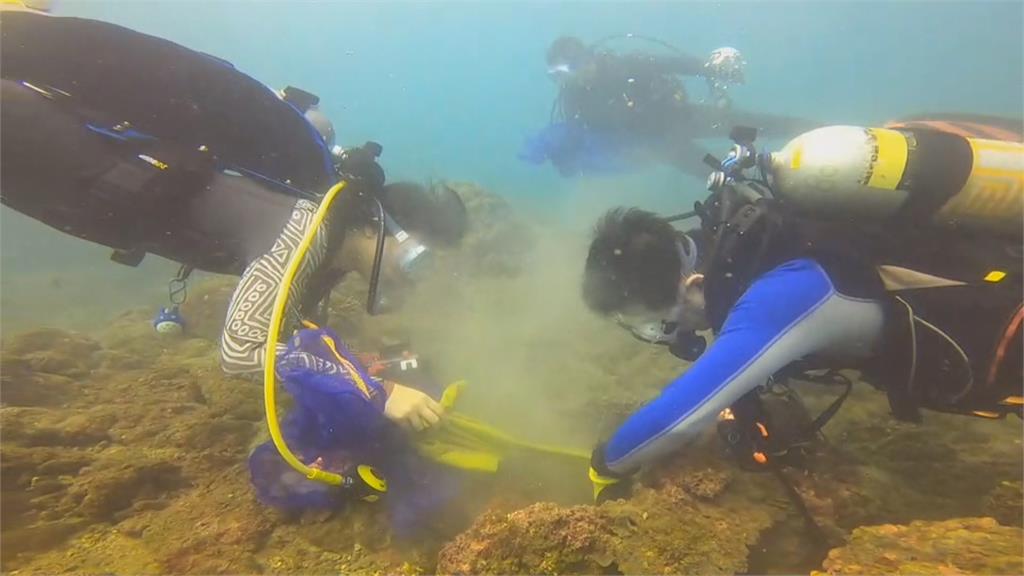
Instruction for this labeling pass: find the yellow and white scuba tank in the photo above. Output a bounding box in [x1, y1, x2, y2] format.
[0, 0, 52, 13]
[768, 125, 1024, 239]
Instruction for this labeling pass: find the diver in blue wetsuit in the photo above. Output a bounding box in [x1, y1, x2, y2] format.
[581, 122, 1023, 501]
[582, 210, 887, 494]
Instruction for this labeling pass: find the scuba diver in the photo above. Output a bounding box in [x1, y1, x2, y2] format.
[0, 6, 592, 527]
[219, 176, 469, 432]
[0, 6, 469, 433]
[581, 116, 1023, 503]
[520, 35, 814, 178]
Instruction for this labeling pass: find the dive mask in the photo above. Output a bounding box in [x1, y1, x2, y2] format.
[614, 309, 706, 362]
[611, 236, 706, 361]
[613, 304, 682, 346]
[547, 62, 575, 81]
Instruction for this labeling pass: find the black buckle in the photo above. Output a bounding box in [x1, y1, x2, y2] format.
[110, 248, 145, 267]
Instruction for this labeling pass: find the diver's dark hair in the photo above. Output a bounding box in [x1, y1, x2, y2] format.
[583, 208, 682, 314]
[547, 36, 590, 67]
[378, 182, 468, 248]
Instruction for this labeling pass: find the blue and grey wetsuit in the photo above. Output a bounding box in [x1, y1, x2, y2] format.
[603, 258, 886, 474]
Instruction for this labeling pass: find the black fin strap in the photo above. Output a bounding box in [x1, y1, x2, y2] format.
[805, 371, 854, 434]
[769, 464, 832, 560]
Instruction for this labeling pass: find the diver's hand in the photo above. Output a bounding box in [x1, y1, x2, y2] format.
[384, 383, 445, 432]
[589, 443, 634, 503]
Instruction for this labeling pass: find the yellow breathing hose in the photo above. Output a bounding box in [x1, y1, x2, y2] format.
[436, 382, 589, 460]
[262, 180, 589, 487]
[263, 180, 349, 486]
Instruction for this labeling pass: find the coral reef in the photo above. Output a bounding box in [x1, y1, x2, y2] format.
[651, 459, 733, 502]
[437, 484, 773, 575]
[795, 382, 1024, 531]
[5, 526, 163, 575]
[0, 318, 265, 572]
[819, 517, 1024, 575]
[2, 182, 1022, 575]
[984, 480, 1023, 528]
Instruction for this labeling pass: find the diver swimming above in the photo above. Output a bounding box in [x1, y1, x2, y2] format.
[580, 118, 1023, 502]
[0, 6, 469, 435]
[520, 35, 815, 178]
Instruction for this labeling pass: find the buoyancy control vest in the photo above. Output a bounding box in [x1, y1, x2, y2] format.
[1, 11, 335, 192]
[0, 12, 337, 274]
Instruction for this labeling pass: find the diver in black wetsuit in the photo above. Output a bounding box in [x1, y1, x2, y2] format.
[0, 7, 468, 432]
[527, 36, 815, 178]
[548, 36, 722, 137]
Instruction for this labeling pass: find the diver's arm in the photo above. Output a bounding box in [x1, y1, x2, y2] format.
[646, 53, 707, 77]
[617, 52, 706, 77]
[219, 282, 285, 376]
[602, 259, 885, 474]
[220, 198, 331, 375]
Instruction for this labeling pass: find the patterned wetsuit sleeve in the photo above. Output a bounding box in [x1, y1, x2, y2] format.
[603, 259, 885, 474]
[220, 199, 331, 375]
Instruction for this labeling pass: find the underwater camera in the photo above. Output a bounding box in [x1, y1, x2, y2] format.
[704, 125, 771, 193]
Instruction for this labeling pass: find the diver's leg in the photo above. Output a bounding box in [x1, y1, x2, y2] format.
[0, 79, 125, 245]
[1, 79, 297, 274]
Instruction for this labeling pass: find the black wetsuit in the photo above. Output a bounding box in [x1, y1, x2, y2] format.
[558, 52, 703, 136]
[551, 48, 818, 177]
[0, 11, 335, 276]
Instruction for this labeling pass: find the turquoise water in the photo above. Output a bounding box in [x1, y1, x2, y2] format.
[1, 0, 1021, 386]
[54, 0, 1024, 206]
[6, 0, 1021, 330]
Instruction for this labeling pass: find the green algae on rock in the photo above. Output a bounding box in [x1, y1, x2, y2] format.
[984, 480, 1023, 528]
[437, 486, 771, 575]
[0, 319, 258, 571]
[4, 179, 1023, 575]
[5, 525, 163, 575]
[820, 517, 1024, 575]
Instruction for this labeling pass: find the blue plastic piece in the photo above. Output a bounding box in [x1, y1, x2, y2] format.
[519, 121, 633, 177]
[87, 123, 158, 143]
[153, 305, 185, 334]
[248, 326, 463, 536]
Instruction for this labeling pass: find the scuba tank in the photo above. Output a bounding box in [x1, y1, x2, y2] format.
[766, 125, 1023, 239]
